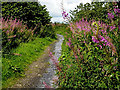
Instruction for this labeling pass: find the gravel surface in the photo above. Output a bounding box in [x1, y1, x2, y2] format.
[36, 34, 64, 88]
[11, 34, 64, 88]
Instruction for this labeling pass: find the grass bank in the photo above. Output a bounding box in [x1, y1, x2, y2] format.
[2, 37, 56, 88]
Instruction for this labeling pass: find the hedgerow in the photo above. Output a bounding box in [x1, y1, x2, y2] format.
[49, 2, 120, 89]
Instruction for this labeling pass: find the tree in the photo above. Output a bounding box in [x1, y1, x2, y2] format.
[70, 2, 111, 22]
[2, 2, 51, 29]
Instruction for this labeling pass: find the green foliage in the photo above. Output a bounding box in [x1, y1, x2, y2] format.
[1, 18, 35, 54]
[70, 2, 119, 23]
[55, 4, 120, 87]
[2, 2, 51, 29]
[1, 2, 57, 53]
[57, 23, 119, 88]
[54, 24, 68, 36]
[2, 37, 55, 88]
[38, 24, 56, 39]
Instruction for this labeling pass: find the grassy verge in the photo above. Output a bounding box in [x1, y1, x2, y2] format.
[2, 37, 56, 88]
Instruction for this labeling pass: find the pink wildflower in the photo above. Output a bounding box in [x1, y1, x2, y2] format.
[92, 36, 99, 43]
[69, 38, 71, 42]
[62, 11, 69, 19]
[70, 26, 75, 33]
[43, 81, 51, 88]
[6, 30, 9, 34]
[8, 39, 11, 41]
[77, 49, 80, 53]
[108, 12, 114, 19]
[75, 55, 78, 59]
[72, 35, 74, 38]
[110, 25, 116, 31]
[106, 42, 111, 47]
[99, 36, 107, 43]
[103, 43, 106, 46]
[97, 45, 102, 49]
[67, 42, 71, 47]
[101, 30, 107, 34]
[114, 8, 120, 13]
[65, 32, 68, 34]
[82, 18, 84, 21]
[49, 52, 53, 57]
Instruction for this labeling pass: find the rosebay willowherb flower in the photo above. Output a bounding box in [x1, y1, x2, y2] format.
[48, 48, 61, 72]
[114, 8, 120, 13]
[2, 17, 36, 53]
[43, 81, 51, 88]
[108, 12, 114, 19]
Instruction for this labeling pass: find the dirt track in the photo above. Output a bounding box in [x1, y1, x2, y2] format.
[11, 40, 57, 88]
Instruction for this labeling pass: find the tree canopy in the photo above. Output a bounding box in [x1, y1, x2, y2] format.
[2, 2, 52, 29]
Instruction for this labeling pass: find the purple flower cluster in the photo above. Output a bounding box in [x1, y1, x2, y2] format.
[1, 17, 36, 50]
[92, 36, 99, 43]
[62, 11, 68, 18]
[99, 36, 107, 42]
[62, 11, 70, 20]
[114, 8, 120, 13]
[108, 12, 114, 19]
[110, 25, 116, 31]
[69, 19, 92, 36]
[92, 35, 112, 49]
[72, 20, 109, 37]
[67, 38, 72, 48]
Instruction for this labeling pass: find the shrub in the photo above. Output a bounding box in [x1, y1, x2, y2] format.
[70, 2, 119, 23]
[41, 24, 56, 38]
[1, 17, 35, 54]
[57, 19, 119, 88]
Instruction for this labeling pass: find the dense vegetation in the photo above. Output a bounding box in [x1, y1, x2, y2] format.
[1, 2, 56, 54]
[1, 1, 120, 89]
[49, 2, 120, 89]
[1, 1, 56, 88]
[2, 37, 56, 88]
[70, 2, 120, 23]
[2, 2, 51, 29]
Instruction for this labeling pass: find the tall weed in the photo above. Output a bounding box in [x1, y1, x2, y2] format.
[1, 17, 35, 54]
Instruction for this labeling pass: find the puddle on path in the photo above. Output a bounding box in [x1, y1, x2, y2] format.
[36, 34, 64, 88]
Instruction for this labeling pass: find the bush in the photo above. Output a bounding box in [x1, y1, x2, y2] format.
[70, 2, 119, 23]
[1, 17, 35, 54]
[57, 19, 119, 88]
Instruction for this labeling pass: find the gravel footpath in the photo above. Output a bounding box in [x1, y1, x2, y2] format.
[11, 34, 64, 88]
[36, 34, 64, 88]
[11, 40, 57, 88]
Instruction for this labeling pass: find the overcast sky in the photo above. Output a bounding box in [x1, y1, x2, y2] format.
[38, 0, 92, 23]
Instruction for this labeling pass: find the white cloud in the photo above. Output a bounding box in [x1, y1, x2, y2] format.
[39, 0, 62, 17]
[63, 0, 92, 12]
[51, 17, 64, 23]
[38, 0, 92, 23]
